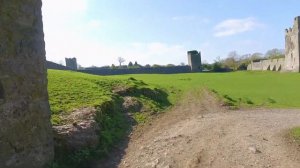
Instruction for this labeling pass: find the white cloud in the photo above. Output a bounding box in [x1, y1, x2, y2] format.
[214, 17, 262, 37]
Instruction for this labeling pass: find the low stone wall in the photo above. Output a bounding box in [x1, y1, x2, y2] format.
[46, 61, 72, 70]
[79, 66, 191, 75]
[247, 58, 285, 71]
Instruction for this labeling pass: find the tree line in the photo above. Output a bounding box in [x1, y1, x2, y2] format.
[203, 48, 285, 72]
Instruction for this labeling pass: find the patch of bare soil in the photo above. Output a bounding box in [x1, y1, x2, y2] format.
[96, 90, 300, 168]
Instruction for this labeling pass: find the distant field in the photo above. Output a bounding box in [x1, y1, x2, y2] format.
[108, 71, 300, 108]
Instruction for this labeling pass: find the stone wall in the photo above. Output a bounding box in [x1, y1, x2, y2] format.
[248, 16, 300, 72]
[285, 16, 300, 72]
[247, 58, 285, 71]
[0, 0, 53, 167]
[47, 61, 72, 70]
[187, 50, 202, 72]
[65, 57, 77, 70]
[80, 66, 191, 75]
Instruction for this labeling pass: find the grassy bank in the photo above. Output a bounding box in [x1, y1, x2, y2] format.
[48, 70, 172, 167]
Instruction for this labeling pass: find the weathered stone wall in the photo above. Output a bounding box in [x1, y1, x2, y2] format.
[247, 61, 262, 71]
[47, 61, 72, 70]
[247, 58, 285, 71]
[0, 0, 53, 167]
[285, 16, 300, 72]
[80, 66, 191, 75]
[248, 16, 300, 72]
[65, 57, 78, 70]
[187, 50, 202, 72]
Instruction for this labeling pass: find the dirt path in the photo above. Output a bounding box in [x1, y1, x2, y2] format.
[97, 90, 300, 168]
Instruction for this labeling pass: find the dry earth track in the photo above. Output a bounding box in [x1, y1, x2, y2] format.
[97, 90, 300, 168]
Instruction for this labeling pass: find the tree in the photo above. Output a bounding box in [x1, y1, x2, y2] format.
[118, 57, 125, 66]
[152, 64, 161, 68]
[265, 48, 285, 59]
[128, 61, 133, 67]
[222, 51, 239, 70]
[77, 64, 84, 70]
[250, 52, 264, 61]
[111, 64, 117, 69]
[166, 64, 175, 67]
[134, 61, 138, 66]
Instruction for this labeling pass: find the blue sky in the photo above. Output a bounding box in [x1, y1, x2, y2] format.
[42, 0, 300, 67]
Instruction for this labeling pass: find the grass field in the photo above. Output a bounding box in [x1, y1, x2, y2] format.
[108, 71, 300, 108]
[48, 70, 300, 167]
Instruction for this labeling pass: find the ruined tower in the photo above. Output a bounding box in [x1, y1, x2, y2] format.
[0, 0, 54, 167]
[187, 50, 202, 72]
[65, 57, 78, 70]
[285, 16, 300, 72]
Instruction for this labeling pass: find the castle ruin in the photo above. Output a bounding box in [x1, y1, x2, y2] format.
[65, 57, 78, 70]
[247, 16, 300, 72]
[187, 50, 202, 72]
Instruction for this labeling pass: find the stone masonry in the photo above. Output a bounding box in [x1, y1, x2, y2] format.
[0, 0, 54, 167]
[285, 16, 300, 72]
[65, 57, 78, 70]
[247, 16, 300, 72]
[187, 50, 202, 72]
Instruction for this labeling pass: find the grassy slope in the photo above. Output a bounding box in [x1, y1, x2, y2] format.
[108, 71, 300, 108]
[48, 70, 173, 167]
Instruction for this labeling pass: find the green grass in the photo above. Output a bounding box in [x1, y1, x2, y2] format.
[291, 127, 300, 143]
[108, 71, 300, 108]
[48, 70, 172, 168]
[48, 70, 300, 167]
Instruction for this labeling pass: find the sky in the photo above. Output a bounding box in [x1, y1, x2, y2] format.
[42, 0, 300, 67]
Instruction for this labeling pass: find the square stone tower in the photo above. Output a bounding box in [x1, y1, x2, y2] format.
[187, 50, 202, 72]
[65, 57, 78, 70]
[285, 16, 300, 72]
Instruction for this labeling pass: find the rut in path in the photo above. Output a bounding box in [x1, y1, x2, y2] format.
[96, 90, 300, 168]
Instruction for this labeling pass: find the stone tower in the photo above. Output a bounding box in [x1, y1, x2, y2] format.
[0, 0, 54, 167]
[285, 16, 300, 72]
[187, 50, 202, 72]
[65, 57, 78, 70]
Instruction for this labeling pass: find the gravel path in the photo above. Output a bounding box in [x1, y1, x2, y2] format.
[97, 90, 300, 168]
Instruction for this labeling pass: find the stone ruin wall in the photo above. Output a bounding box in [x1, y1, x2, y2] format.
[65, 57, 78, 70]
[187, 50, 202, 72]
[247, 58, 285, 71]
[248, 16, 300, 72]
[0, 0, 53, 167]
[285, 16, 300, 72]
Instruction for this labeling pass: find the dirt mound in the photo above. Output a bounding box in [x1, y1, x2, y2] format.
[53, 107, 100, 151]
